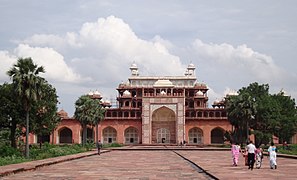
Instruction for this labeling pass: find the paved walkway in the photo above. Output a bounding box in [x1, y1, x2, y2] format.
[1, 147, 297, 179]
[177, 150, 297, 179]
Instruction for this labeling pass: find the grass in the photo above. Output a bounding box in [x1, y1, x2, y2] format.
[0, 142, 123, 166]
[277, 144, 297, 155]
[0, 143, 92, 166]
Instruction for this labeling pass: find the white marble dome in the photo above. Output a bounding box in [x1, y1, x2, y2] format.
[153, 79, 174, 87]
[123, 90, 131, 96]
[94, 90, 101, 96]
[196, 90, 203, 96]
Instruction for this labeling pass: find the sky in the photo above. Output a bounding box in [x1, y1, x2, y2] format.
[1, 0, 296, 116]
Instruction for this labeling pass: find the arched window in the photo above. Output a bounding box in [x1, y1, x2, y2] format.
[137, 112, 141, 117]
[137, 102, 142, 107]
[197, 101, 201, 107]
[188, 128, 203, 144]
[103, 127, 117, 144]
[204, 112, 208, 117]
[189, 100, 194, 108]
[157, 128, 170, 143]
[125, 101, 129, 107]
[215, 112, 221, 117]
[124, 127, 138, 144]
[209, 112, 214, 117]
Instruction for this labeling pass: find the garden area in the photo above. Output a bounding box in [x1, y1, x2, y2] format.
[0, 142, 122, 166]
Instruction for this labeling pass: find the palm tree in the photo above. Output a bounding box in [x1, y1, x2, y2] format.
[91, 102, 105, 144]
[7, 57, 45, 158]
[74, 95, 95, 146]
[226, 92, 257, 144]
[75, 95, 106, 146]
[226, 94, 245, 144]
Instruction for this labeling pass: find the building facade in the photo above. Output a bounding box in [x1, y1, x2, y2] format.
[31, 63, 233, 145]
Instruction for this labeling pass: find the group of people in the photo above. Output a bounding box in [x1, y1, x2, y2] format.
[231, 140, 278, 170]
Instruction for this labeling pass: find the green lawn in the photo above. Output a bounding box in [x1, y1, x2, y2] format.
[0, 142, 123, 166]
[0, 143, 91, 166]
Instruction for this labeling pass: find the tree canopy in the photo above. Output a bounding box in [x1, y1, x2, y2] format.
[226, 82, 297, 146]
[2, 57, 60, 158]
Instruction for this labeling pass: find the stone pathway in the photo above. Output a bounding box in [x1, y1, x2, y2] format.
[177, 150, 297, 180]
[1, 151, 207, 180]
[1, 148, 297, 179]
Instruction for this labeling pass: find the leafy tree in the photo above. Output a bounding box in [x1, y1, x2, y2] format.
[30, 80, 61, 143]
[272, 92, 297, 143]
[0, 81, 60, 149]
[226, 82, 297, 146]
[7, 57, 45, 158]
[0, 83, 25, 148]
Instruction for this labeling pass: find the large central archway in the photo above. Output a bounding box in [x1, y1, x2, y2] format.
[152, 106, 176, 144]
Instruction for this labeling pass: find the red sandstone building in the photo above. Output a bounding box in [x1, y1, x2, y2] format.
[32, 63, 233, 146]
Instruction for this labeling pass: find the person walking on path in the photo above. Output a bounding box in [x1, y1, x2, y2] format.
[246, 140, 256, 170]
[268, 142, 277, 169]
[97, 140, 103, 155]
[255, 145, 263, 169]
[231, 142, 241, 166]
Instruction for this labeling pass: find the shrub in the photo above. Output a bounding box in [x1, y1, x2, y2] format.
[0, 145, 22, 157]
[0, 155, 27, 166]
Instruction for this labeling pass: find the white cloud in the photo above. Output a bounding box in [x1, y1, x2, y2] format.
[2, 15, 296, 115]
[0, 51, 17, 82]
[191, 39, 288, 84]
[22, 34, 65, 48]
[1, 16, 189, 114]
[14, 44, 89, 83]
[19, 16, 186, 84]
[73, 16, 185, 76]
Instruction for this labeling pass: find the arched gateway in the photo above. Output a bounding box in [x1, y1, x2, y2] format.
[152, 107, 176, 144]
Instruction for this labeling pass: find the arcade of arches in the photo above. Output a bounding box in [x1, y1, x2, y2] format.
[37, 114, 228, 145]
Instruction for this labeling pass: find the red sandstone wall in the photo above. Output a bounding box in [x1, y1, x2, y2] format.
[185, 118, 232, 145]
[99, 119, 142, 144]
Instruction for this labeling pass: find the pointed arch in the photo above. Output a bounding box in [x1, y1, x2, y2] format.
[152, 106, 176, 144]
[211, 127, 225, 144]
[103, 127, 117, 144]
[188, 127, 203, 144]
[59, 127, 73, 144]
[124, 126, 139, 144]
[157, 128, 170, 143]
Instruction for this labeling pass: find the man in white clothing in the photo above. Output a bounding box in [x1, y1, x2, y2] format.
[246, 140, 256, 170]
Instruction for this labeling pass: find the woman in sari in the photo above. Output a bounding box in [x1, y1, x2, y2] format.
[231, 142, 241, 166]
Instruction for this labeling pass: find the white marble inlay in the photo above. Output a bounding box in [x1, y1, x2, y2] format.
[151, 104, 176, 113]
